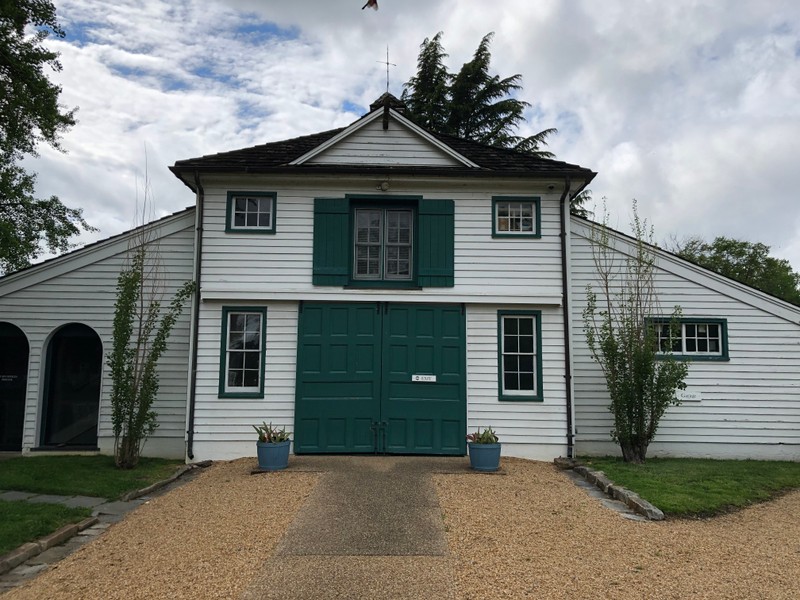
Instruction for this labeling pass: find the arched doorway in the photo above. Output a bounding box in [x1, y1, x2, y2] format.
[41, 324, 102, 448]
[0, 323, 29, 451]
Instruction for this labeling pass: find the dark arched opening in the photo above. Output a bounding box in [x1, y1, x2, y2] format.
[0, 323, 29, 451]
[41, 323, 102, 448]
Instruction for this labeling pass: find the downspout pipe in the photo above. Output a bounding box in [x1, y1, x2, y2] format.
[559, 177, 575, 459]
[186, 171, 204, 460]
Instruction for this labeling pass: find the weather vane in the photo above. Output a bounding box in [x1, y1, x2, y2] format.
[376, 46, 396, 93]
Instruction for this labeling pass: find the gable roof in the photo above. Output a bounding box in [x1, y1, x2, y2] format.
[170, 95, 596, 188]
[0, 207, 195, 291]
[570, 215, 800, 324]
[289, 107, 479, 168]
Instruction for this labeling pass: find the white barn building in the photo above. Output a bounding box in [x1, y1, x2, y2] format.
[1, 95, 798, 462]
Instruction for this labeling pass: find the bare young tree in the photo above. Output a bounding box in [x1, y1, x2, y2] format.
[107, 163, 194, 468]
[582, 200, 688, 463]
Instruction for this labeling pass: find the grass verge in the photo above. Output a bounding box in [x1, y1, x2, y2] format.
[0, 500, 91, 555]
[0, 455, 183, 500]
[580, 457, 800, 517]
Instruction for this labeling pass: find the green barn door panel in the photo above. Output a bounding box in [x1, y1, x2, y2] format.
[381, 304, 466, 455]
[294, 303, 381, 453]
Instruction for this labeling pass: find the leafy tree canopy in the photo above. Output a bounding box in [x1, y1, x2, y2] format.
[0, 0, 93, 274]
[674, 236, 800, 306]
[402, 32, 591, 217]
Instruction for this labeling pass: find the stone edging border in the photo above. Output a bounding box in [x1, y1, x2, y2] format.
[0, 460, 212, 576]
[554, 458, 665, 521]
[0, 516, 98, 576]
[119, 460, 210, 501]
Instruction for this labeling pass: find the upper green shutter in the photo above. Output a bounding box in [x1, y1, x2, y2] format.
[418, 199, 454, 287]
[313, 198, 349, 286]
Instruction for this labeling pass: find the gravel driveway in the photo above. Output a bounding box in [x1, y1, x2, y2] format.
[4, 457, 799, 599]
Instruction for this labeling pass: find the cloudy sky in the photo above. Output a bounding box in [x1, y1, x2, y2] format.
[29, 0, 800, 269]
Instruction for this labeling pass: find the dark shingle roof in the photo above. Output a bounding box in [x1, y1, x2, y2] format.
[170, 103, 595, 185]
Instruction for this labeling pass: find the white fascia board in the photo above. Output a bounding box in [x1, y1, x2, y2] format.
[289, 109, 480, 169]
[200, 289, 563, 306]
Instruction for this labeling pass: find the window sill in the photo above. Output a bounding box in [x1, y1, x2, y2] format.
[345, 282, 421, 290]
[656, 355, 730, 362]
[218, 391, 265, 399]
[498, 395, 544, 402]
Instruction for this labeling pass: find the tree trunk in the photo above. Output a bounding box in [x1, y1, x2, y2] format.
[115, 435, 140, 469]
[619, 440, 648, 464]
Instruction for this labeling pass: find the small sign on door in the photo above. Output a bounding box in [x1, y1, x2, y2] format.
[412, 374, 437, 383]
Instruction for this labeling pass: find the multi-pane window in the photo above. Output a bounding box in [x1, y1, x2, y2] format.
[354, 208, 413, 280]
[221, 309, 266, 396]
[655, 319, 728, 359]
[227, 192, 276, 233]
[492, 197, 540, 237]
[498, 312, 542, 400]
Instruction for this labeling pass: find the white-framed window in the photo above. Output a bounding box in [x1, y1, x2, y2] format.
[654, 318, 728, 361]
[353, 207, 413, 280]
[226, 192, 276, 233]
[492, 197, 540, 237]
[498, 311, 543, 401]
[219, 307, 266, 397]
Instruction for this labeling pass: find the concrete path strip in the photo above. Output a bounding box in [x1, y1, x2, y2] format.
[242, 456, 461, 600]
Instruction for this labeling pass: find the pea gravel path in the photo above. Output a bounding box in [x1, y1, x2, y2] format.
[4, 456, 800, 599]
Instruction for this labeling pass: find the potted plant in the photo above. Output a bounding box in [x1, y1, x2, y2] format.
[466, 427, 501, 472]
[253, 422, 292, 471]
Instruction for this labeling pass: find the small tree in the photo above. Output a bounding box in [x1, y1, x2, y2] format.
[582, 200, 688, 463]
[107, 174, 194, 468]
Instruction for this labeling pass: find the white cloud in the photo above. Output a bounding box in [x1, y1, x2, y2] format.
[22, 0, 800, 273]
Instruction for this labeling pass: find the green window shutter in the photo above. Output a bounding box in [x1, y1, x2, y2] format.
[313, 198, 349, 286]
[418, 199, 454, 287]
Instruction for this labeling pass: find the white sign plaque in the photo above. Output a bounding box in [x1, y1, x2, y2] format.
[412, 374, 437, 383]
[676, 390, 702, 402]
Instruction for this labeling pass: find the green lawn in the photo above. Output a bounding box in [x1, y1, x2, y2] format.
[0, 500, 91, 555]
[580, 456, 800, 517]
[0, 455, 183, 500]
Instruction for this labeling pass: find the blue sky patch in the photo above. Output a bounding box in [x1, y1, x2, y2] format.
[232, 20, 299, 43]
[342, 100, 364, 114]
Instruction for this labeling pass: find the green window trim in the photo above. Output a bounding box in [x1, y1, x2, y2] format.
[225, 191, 277, 234]
[497, 310, 544, 402]
[218, 306, 268, 398]
[350, 201, 418, 286]
[651, 317, 730, 362]
[312, 196, 454, 288]
[492, 196, 541, 238]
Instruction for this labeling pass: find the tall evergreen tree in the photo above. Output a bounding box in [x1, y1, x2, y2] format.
[0, 0, 93, 274]
[401, 32, 450, 132]
[402, 32, 556, 157]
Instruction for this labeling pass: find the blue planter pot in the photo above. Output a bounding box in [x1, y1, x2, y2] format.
[256, 440, 291, 471]
[468, 442, 501, 472]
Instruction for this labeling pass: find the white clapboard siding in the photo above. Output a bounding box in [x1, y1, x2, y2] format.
[0, 211, 196, 459]
[306, 117, 462, 167]
[569, 218, 800, 460]
[466, 304, 568, 460]
[199, 177, 565, 304]
[191, 301, 299, 461]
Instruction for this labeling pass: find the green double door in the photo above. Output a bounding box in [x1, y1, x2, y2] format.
[294, 302, 466, 455]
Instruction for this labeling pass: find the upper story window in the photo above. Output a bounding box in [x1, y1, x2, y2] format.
[226, 191, 277, 234]
[654, 318, 729, 361]
[492, 196, 541, 238]
[353, 207, 414, 281]
[312, 196, 454, 289]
